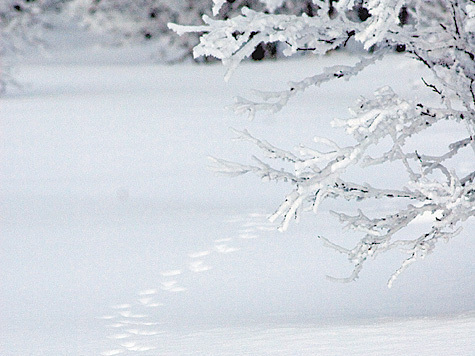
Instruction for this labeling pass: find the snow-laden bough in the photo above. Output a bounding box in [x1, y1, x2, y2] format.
[172, 0, 475, 287]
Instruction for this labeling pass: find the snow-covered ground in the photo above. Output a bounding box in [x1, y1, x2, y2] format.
[1, 27, 474, 355]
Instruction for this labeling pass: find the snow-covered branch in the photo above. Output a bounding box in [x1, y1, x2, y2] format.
[171, 6, 360, 80]
[174, 0, 475, 286]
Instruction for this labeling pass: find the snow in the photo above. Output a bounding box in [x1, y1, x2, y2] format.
[98, 313, 475, 356]
[1, 26, 474, 355]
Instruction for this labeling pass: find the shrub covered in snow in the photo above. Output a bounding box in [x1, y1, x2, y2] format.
[0, 0, 64, 91]
[171, 0, 475, 286]
[1, 1, 44, 90]
[0, 0, 60, 51]
[67, 0, 324, 62]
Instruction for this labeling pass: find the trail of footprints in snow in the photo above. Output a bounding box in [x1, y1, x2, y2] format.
[100, 211, 275, 355]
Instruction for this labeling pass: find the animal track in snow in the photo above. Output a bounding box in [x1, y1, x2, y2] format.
[137, 289, 158, 296]
[111, 304, 132, 310]
[189, 260, 212, 272]
[160, 269, 182, 277]
[214, 244, 240, 254]
[101, 349, 125, 355]
[100, 211, 277, 355]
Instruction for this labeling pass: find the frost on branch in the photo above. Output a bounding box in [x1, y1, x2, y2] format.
[174, 0, 475, 286]
[67, 0, 322, 63]
[170, 5, 359, 81]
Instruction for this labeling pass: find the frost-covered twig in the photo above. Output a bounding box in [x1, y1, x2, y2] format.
[174, 0, 475, 286]
[233, 52, 386, 119]
[170, 6, 362, 80]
